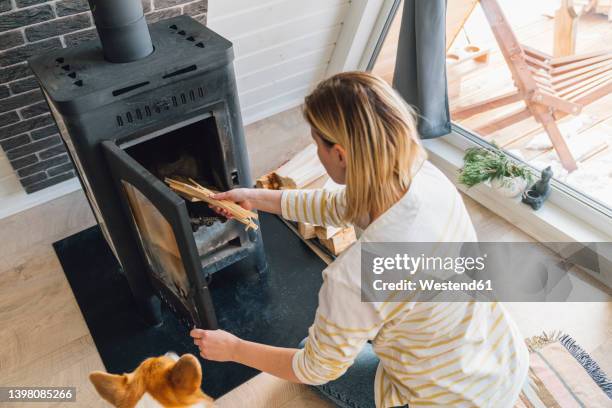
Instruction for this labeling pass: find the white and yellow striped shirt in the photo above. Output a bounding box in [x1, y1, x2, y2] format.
[282, 161, 529, 408]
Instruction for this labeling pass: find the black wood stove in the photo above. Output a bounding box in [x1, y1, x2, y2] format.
[28, 0, 267, 329]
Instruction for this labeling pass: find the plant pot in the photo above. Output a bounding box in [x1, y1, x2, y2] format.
[524, 190, 541, 200]
[490, 176, 528, 198]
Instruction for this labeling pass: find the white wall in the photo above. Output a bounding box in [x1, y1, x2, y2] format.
[0, 146, 80, 218]
[0, 150, 22, 198]
[207, 0, 351, 124]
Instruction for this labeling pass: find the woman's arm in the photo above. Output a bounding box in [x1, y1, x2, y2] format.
[190, 270, 383, 386]
[212, 187, 349, 228]
[211, 188, 282, 215]
[281, 188, 349, 228]
[190, 329, 300, 383]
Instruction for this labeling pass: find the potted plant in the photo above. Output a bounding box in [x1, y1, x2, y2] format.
[458, 146, 533, 198]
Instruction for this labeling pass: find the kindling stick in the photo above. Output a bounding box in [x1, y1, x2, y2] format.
[165, 177, 258, 231]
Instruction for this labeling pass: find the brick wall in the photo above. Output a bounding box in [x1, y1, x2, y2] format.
[0, 0, 207, 193]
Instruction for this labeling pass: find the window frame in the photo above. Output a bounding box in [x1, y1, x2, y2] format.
[358, 0, 612, 238]
[358, 0, 612, 287]
[448, 124, 612, 231]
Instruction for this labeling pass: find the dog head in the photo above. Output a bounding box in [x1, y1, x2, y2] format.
[89, 353, 213, 408]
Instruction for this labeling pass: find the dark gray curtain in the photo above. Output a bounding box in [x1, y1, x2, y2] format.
[393, 0, 450, 139]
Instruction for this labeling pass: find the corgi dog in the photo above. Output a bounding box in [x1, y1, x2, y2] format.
[90, 353, 214, 408]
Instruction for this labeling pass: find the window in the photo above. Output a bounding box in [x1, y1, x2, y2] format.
[370, 0, 612, 220]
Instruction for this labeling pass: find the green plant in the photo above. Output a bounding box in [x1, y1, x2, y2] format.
[458, 146, 533, 188]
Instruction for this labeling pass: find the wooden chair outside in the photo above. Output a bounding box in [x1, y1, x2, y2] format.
[452, 0, 612, 171]
[553, 0, 597, 57]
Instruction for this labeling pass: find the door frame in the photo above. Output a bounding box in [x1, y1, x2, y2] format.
[326, 0, 400, 76]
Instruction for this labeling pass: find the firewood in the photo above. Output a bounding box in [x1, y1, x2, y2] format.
[256, 144, 331, 191]
[319, 227, 357, 256]
[256, 173, 279, 190]
[303, 174, 328, 189]
[297, 222, 316, 240]
[315, 225, 342, 240]
[165, 178, 258, 231]
[257, 171, 328, 191]
[274, 144, 326, 189]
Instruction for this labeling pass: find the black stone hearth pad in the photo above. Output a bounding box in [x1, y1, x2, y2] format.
[53, 213, 325, 398]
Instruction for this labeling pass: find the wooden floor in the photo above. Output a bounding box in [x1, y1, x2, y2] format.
[0, 108, 611, 407]
[373, 0, 612, 209]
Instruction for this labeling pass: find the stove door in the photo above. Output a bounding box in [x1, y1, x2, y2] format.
[101, 140, 217, 329]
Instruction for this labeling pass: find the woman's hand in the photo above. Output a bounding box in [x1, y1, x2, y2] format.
[210, 188, 254, 219]
[189, 328, 300, 382]
[190, 328, 241, 362]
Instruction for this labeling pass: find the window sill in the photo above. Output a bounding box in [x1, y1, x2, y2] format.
[423, 133, 612, 286]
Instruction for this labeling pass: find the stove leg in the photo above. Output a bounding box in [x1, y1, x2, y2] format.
[248, 226, 268, 274]
[120, 261, 163, 327]
[253, 238, 268, 274]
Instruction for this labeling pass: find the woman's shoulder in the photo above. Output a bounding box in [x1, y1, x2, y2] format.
[413, 160, 456, 190]
[407, 161, 465, 210]
[366, 160, 476, 242]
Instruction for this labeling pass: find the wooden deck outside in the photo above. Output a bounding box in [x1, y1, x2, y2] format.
[372, 0, 612, 209]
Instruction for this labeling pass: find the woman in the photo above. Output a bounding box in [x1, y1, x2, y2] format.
[190, 72, 529, 407]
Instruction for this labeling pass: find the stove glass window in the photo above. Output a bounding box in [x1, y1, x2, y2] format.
[122, 180, 190, 300]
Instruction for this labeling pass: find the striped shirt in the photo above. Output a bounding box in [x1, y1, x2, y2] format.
[281, 161, 529, 408]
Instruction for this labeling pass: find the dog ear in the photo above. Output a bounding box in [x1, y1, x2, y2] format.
[169, 354, 202, 395]
[89, 371, 129, 407]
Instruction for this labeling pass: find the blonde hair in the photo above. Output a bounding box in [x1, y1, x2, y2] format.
[303, 71, 426, 224]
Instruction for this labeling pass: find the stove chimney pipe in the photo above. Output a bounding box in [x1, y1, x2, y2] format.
[87, 0, 154, 63]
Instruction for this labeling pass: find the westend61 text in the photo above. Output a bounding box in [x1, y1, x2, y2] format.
[372, 279, 493, 292]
